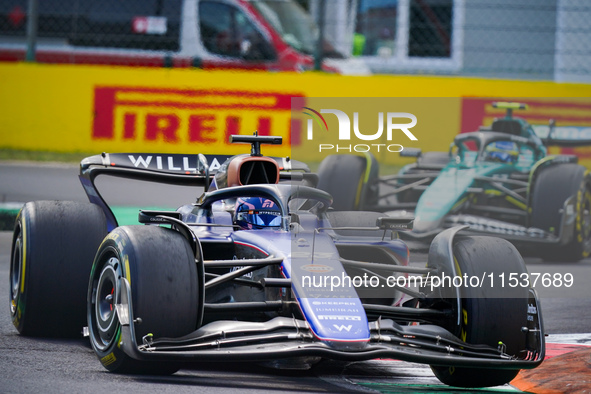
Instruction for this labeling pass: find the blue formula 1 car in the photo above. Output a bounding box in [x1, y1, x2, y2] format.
[319, 102, 591, 262]
[10, 134, 543, 388]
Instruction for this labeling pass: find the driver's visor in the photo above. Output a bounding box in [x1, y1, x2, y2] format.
[236, 210, 281, 227]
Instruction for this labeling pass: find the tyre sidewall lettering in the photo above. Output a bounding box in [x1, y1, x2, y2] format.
[460, 308, 468, 342]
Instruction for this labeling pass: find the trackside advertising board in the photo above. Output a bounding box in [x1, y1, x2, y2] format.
[1, 63, 591, 165]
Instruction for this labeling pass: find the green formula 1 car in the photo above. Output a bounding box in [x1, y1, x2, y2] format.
[317, 102, 591, 261]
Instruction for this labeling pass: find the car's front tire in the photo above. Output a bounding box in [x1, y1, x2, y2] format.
[530, 163, 591, 262]
[429, 236, 530, 388]
[87, 225, 199, 374]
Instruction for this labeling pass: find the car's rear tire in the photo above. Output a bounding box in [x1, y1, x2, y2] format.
[530, 163, 591, 262]
[429, 236, 529, 388]
[87, 225, 198, 374]
[10, 201, 107, 337]
[316, 154, 379, 210]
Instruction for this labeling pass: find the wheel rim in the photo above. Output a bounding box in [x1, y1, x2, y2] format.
[90, 256, 121, 351]
[10, 226, 23, 316]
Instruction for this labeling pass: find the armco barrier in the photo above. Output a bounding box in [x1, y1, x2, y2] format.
[1, 63, 591, 166]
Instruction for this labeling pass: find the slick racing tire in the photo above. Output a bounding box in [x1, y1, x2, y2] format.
[10, 201, 107, 337]
[87, 225, 198, 375]
[317, 153, 379, 211]
[429, 236, 530, 388]
[530, 163, 591, 262]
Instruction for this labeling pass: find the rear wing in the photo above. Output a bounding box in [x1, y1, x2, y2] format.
[532, 125, 591, 147]
[80, 152, 303, 176]
[79, 152, 309, 231]
[80, 152, 308, 184]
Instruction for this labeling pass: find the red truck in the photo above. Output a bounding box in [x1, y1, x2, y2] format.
[0, 0, 368, 74]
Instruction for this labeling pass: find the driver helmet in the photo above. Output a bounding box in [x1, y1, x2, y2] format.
[484, 141, 519, 163]
[234, 197, 281, 229]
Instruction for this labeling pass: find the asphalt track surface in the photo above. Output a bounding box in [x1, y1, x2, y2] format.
[1, 161, 590, 393]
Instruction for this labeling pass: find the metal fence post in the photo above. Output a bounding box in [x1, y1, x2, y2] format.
[25, 0, 39, 62]
[314, 0, 326, 71]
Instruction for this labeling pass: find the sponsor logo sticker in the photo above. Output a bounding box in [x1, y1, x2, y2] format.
[300, 264, 333, 273]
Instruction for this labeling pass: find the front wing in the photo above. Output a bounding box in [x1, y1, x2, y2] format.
[113, 277, 544, 370]
[397, 209, 576, 249]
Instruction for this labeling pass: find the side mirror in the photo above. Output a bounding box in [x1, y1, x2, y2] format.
[376, 217, 414, 231]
